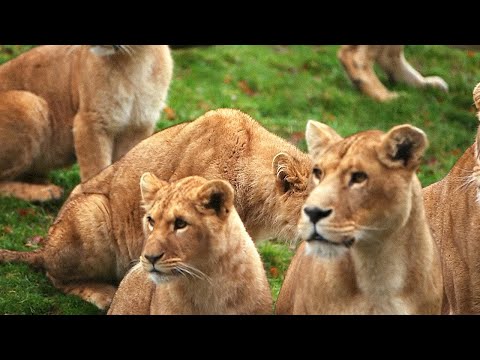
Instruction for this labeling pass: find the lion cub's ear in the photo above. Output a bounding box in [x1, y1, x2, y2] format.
[196, 180, 234, 219]
[273, 152, 309, 194]
[140, 172, 168, 207]
[305, 120, 343, 159]
[377, 125, 428, 170]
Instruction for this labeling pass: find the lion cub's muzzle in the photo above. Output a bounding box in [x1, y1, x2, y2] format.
[140, 253, 180, 279]
[303, 206, 355, 248]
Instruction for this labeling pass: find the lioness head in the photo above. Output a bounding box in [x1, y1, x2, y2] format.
[89, 45, 136, 57]
[300, 120, 428, 258]
[138, 173, 235, 284]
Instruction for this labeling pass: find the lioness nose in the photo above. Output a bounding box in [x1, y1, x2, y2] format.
[145, 253, 165, 265]
[304, 207, 332, 223]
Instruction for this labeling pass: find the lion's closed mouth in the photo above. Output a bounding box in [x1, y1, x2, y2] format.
[308, 232, 355, 248]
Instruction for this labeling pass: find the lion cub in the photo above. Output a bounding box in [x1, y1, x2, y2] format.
[0, 45, 172, 201]
[108, 173, 273, 315]
[276, 121, 443, 314]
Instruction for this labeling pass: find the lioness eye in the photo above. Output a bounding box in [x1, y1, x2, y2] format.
[313, 167, 322, 180]
[350, 171, 368, 185]
[174, 218, 187, 230]
[146, 215, 155, 230]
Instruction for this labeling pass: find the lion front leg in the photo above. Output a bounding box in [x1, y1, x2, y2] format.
[113, 125, 155, 163]
[377, 45, 448, 92]
[338, 45, 399, 102]
[48, 275, 118, 311]
[73, 112, 114, 181]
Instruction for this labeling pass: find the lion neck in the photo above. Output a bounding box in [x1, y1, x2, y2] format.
[350, 177, 432, 309]
[157, 212, 259, 314]
[236, 152, 310, 243]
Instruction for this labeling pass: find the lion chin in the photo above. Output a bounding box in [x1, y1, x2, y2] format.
[305, 238, 349, 259]
[148, 271, 177, 285]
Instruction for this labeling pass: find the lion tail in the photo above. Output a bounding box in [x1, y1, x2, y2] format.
[0, 248, 44, 269]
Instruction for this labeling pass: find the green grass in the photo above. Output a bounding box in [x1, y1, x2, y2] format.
[1, 45, 480, 314]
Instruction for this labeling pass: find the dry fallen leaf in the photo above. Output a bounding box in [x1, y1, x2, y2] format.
[450, 148, 462, 157]
[25, 235, 45, 248]
[2, 226, 13, 234]
[163, 106, 176, 121]
[269, 267, 279, 278]
[197, 101, 211, 112]
[238, 80, 256, 96]
[17, 208, 36, 217]
[467, 50, 476, 58]
[288, 132, 305, 146]
[427, 157, 438, 166]
[223, 75, 233, 84]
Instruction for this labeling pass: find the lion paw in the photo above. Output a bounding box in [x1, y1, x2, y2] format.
[38, 185, 64, 202]
[424, 76, 449, 92]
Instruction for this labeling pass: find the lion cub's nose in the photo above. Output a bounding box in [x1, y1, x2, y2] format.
[145, 253, 165, 265]
[304, 207, 332, 224]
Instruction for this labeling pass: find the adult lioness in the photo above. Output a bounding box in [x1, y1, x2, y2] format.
[0, 45, 173, 201]
[275, 121, 442, 314]
[423, 83, 480, 314]
[0, 109, 312, 310]
[108, 174, 272, 315]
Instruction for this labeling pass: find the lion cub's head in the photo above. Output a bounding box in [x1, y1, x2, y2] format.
[139, 173, 235, 284]
[300, 121, 428, 258]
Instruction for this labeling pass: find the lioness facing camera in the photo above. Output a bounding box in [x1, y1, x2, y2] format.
[0, 45, 173, 201]
[276, 121, 442, 314]
[0, 109, 312, 310]
[108, 174, 273, 315]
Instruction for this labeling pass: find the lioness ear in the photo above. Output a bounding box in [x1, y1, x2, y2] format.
[305, 120, 343, 159]
[196, 180, 234, 218]
[140, 172, 168, 206]
[273, 152, 309, 194]
[377, 125, 428, 169]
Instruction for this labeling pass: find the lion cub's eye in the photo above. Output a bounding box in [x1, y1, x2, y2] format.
[350, 171, 368, 186]
[146, 215, 155, 231]
[174, 218, 187, 230]
[313, 167, 323, 180]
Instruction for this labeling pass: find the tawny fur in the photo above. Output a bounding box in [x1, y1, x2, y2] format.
[276, 121, 442, 314]
[0, 45, 173, 201]
[423, 83, 480, 314]
[0, 109, 312, 310]
[108, 175, 272, 315]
